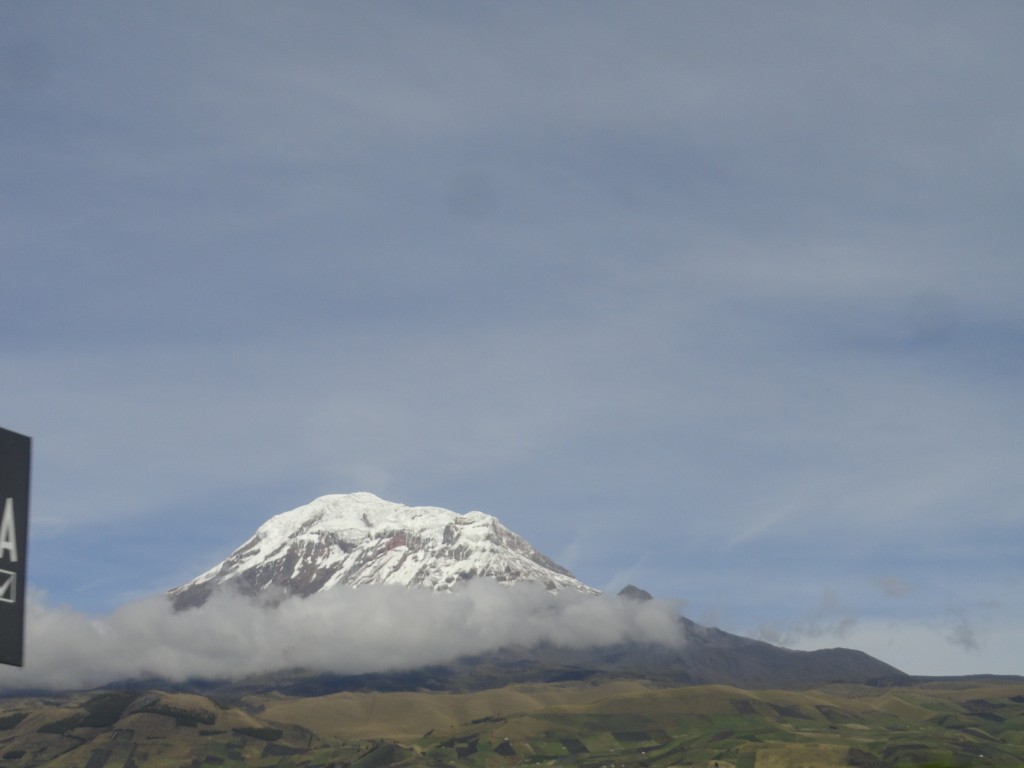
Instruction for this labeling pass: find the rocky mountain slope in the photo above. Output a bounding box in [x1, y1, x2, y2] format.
[222, 619, 908, 697]
[170, 492, 594, 609]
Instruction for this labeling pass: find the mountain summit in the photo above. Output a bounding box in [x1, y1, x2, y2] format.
[170, 492, 594, 609]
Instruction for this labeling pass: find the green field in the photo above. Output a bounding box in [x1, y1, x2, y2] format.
[1, 679, 1022, 767]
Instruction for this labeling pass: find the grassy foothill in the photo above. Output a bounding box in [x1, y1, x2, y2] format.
[0, 679, 1021, 767]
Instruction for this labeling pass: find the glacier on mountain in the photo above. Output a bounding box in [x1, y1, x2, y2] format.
[170, 492, 596, 609]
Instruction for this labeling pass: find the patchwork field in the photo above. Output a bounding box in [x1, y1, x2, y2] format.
[0, 679, 1022, 767]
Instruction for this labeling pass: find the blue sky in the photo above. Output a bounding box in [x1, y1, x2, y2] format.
[2, 2, 1023, 677]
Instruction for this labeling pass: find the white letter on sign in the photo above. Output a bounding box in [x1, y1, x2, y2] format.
[0, 498, 16, 563]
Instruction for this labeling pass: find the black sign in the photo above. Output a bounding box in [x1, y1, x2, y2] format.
[0, 427, 30, 667]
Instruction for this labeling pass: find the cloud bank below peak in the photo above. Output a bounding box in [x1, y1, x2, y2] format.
[0, 582, 684, 691]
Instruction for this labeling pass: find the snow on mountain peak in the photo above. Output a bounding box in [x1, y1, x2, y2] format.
[169, 493, 596, 609]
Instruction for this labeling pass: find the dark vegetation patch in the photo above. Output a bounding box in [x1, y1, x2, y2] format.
[964, 699, 1005, 712]
[349, 742, 411, 768]
[37, 715, 85, 734]
[81, 693, 139, 727]
[881, 743, 940, 762]
[231, 726, 283, 741]
[40, 692, 141, 733]
[613, 731, 653, 743]
[846, 746, 888, 767]
[818, 705, 861, 724]
[0, 713, 27, 731]
[560, 737, 589, 754]
[272, 669, 452, 697]
[494, 740, 516, 756]
[261, 742, 308, 757]
[731, 700, 757, 715]
[132, 700, 216, 728]
[769, 704, 809, 720]
[961, 700, 1005, 722]
[973, 712, 1004, 722]
[1, 751, 25, 760]
[454, 738, 479, 758]
[959, 727, 1001, 742]
[470, 715, 503, 724]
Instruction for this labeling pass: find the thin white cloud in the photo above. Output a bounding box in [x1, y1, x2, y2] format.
[947, 619, 979, 652]
[788, 615, 1024, 678]
[876, 577, 913, 599]
[754, 587, 858, 648]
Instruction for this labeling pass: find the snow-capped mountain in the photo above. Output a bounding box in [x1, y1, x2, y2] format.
[170, 492, 596, 609]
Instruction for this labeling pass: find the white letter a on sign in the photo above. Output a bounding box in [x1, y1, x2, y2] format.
[0, 498, 17, 563]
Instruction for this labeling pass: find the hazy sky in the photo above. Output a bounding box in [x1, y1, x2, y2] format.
[2, 2, 1023, 679]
